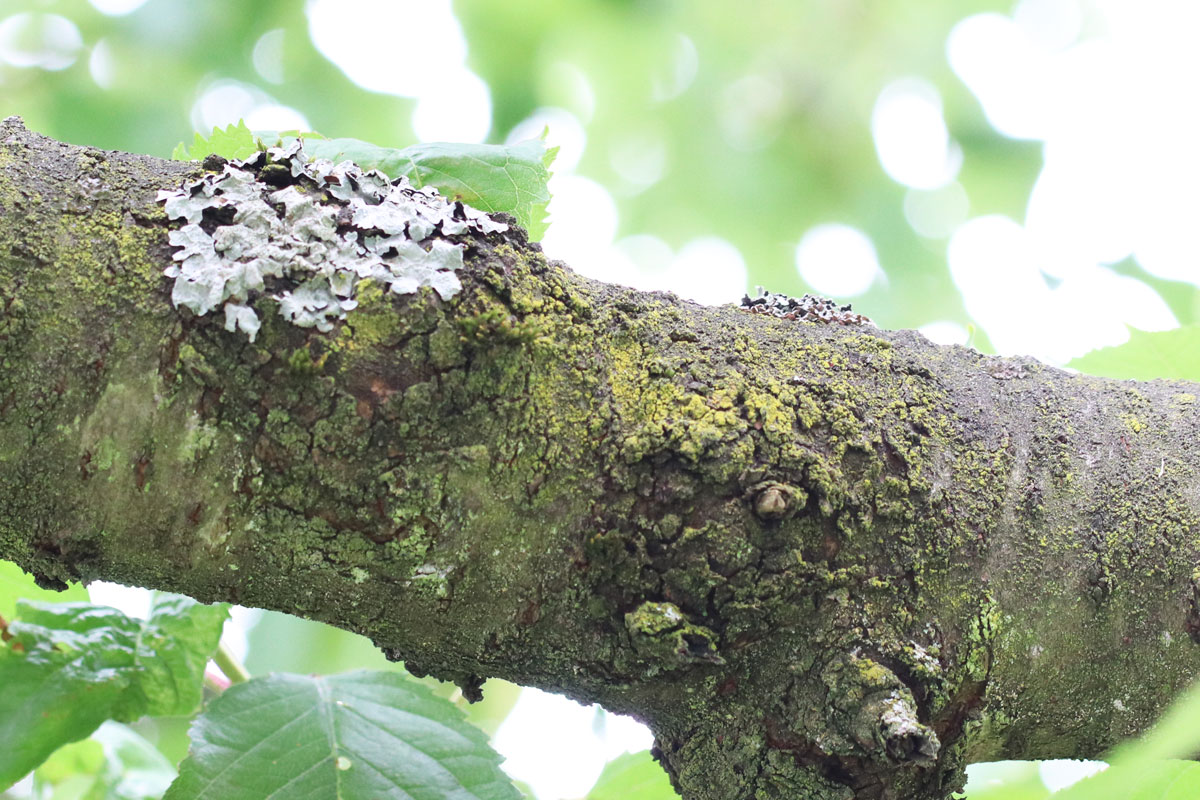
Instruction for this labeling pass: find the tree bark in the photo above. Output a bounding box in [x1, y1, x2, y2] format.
[2, 117, 1199, 799]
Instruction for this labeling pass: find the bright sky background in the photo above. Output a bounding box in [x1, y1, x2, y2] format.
[3, 0, 1193, 795]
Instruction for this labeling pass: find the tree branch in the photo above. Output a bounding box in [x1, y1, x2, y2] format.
[2, 117, 1198, 799]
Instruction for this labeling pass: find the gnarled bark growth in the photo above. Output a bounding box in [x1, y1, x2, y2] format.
[1, 118, 1198, 799]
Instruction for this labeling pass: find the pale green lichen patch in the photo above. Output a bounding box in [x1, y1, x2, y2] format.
[157, 141, 506, 340]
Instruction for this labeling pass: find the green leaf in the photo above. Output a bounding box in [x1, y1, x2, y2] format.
[33, 722, 176, 800]
[0, 595, 228, 789]
[1109, 676, 1200, 764]
[392, 138, 556, 241]
[122, 594, 231, 718]
[586, 751, 678, 800]
[33, 737, 105, 795]
[1046, 679, 1200, 800]
[172, 121, 259, 162]
[264, 133, 556, 240]
[0, 559, 88, 622]
[1067, 327, 1200, 382]
[164, 671, 521, 800]
[1054, 761, 1200, 800]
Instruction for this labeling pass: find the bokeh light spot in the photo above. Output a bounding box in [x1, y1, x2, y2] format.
[947, 13, 1054, 140]
[306, 0, 466, 97]
[670, 237, 748, 306]
[718, 73, 784, 151]
[494, 688, 653, 800]
[191, 81, 309, 134]
[919, 321, 970, 346]
[252, 29, 285, 85]
[904, 183, 969, 239]
[1013, 0, 1082, 52]
[0, 13, 83, 71]
[540, 61, 596, 123]
[872, 78, 961, 190]
[88, 0, 150, 15]
[652, 33, 699, 102]
[540, 174, 619, 270]
[244, 104, 310, 132]
[507, 107, 586, 173]
[609, 129, 667, 193]
[795, 224, 883, 298]
[412, 68, 491, 143]
[89, 38, 116, 89]
[948, 215, 1175, 363]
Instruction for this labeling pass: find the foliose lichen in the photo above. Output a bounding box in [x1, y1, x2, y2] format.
[740, 287, 873, 325]
[156, 141, 507, 341]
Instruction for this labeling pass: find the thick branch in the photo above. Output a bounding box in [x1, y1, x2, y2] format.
[1, 118, 1198, 799]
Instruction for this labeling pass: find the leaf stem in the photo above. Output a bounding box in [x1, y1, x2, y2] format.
[213, 641, 250, 684]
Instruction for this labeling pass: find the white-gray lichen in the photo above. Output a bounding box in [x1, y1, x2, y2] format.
[157, 141, 507, 341]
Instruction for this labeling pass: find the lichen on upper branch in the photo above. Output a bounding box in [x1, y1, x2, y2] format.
[157, 141, 507, 340]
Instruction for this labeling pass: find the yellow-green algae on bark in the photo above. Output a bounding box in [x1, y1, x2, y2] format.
[3, 118, 1200, 799]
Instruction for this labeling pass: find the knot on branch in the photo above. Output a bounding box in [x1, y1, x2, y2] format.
[749, 481, 807, 521]
[821, 652, 940, 766]
[624, 600, 724, 674]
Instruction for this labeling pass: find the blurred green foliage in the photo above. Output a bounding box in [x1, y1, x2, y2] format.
[458, 0, 1040, 335]
[1068, 327, 1200, 382]
[0, 0, 1047, 338]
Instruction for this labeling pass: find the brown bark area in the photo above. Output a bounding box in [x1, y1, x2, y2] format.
[2, 118, 1199, 798]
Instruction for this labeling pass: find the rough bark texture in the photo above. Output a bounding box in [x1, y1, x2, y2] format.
[2, 117, 1199, 799]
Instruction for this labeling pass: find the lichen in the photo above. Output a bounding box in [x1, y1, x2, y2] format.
[157, 141, 507, 340]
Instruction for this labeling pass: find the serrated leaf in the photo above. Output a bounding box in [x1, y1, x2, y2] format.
[1067, 327, 1200, 382]
[586, 751, 678, 800]
[267, 134, 556, 240]
[164, 670, 521, 800]
[0, 595, 228, 789]
[172, 121, 259, 163]
[0, 559, 88, 621]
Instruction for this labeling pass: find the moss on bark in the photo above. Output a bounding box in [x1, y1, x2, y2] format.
[2, 118, 1200, 799]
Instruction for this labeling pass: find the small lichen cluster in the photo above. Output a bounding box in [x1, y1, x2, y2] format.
[157, 141, 507, 341]
[740, 287, 872, 325]
[624, 600, 724, 674]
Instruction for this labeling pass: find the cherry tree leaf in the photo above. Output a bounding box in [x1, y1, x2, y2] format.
[172, 121, 259, 162]
[586, 751, 679, 800]
[1068, 327, 1200, 382]
[164, 670, 521, 800]
[0, 595, 228, 789]
[0, 559, 88, 621]
[269, 134, 556, 240]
